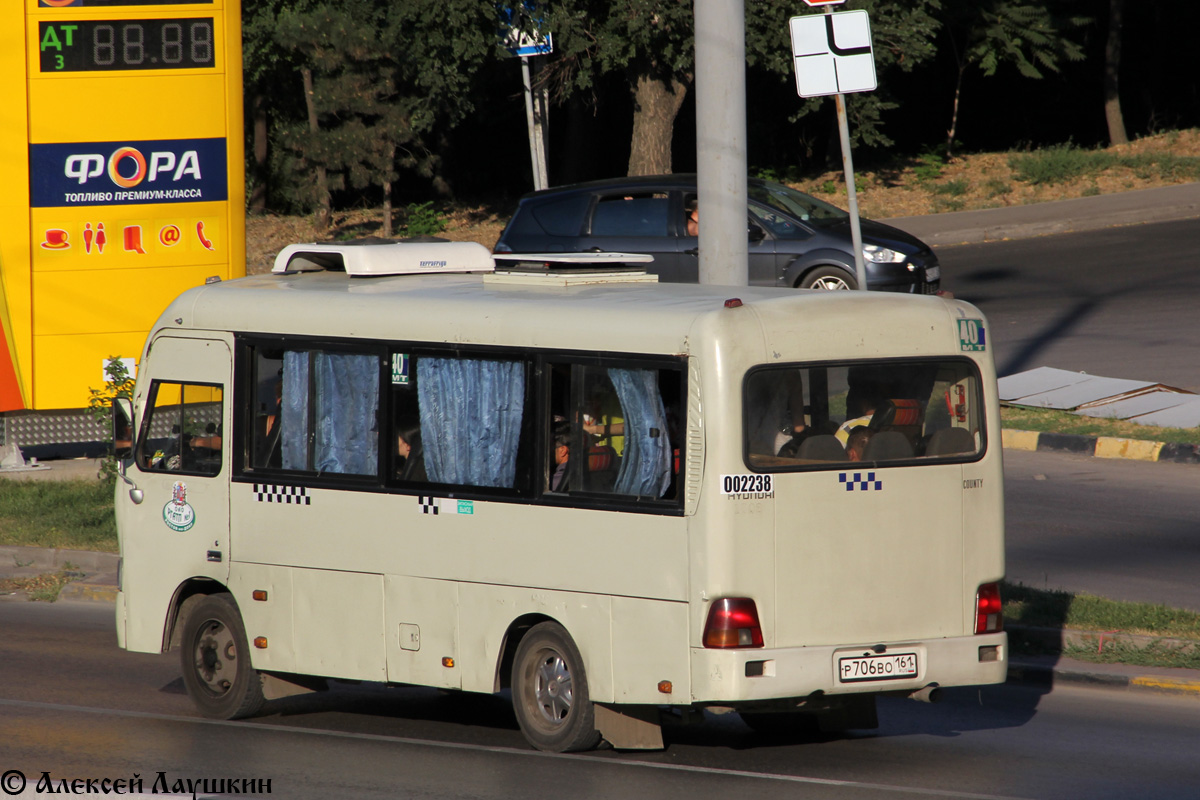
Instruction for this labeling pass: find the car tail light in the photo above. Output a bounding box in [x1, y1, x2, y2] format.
[975, 582, 1003, 634]
[703, 597, 764, 648]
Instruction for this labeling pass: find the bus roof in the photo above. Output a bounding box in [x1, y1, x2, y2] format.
[152, 267, 984, 362]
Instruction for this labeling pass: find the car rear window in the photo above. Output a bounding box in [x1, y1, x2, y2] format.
[530, 194, 591, 236]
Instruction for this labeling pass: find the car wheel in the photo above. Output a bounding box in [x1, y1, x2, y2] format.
[179, 593, 265, 720]
[799, 267, 857, 291]
[511, 621, 601, 752]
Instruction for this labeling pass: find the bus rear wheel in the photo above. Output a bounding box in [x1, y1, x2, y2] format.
[511, 622, 601, 752]
[179, 593, 265, 720]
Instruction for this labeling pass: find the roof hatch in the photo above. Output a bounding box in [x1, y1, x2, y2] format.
[272, 241, 655, 282]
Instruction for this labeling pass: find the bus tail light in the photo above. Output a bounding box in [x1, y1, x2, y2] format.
[975, 583, 1003, 634]
[703, 598, 764, 648]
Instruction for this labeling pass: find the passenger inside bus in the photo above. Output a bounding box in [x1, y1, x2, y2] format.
[550, 423, 570, 492]
[395, 422, 427, 482]
[845, 428, 873, 462]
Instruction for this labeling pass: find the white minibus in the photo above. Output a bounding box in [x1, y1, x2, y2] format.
[113, 241, 1006, 752]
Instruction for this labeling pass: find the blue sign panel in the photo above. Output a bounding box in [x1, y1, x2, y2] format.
[29, 137, 228, 207]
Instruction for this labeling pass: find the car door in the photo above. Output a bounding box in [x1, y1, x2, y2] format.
[676, 193, 780, 286]
[582, 190, 684, 281]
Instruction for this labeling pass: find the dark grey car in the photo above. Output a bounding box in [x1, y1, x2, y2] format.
[494, 174, 940, 293]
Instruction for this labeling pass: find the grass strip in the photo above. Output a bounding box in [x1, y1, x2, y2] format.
[1003, 581, 1200, 640]
[1061, 639, 1200, 670]
[0, 479, 118, 553]
[1008, 144, 1200, 186]
[1000, 405, 1200, 446]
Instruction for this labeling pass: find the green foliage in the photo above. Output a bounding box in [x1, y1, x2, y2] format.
[944, 1, 1088, 81]
[254, 0, 500, 215]
[86, 357, 135, 481]
[912, 151, 946, 183]
[400, 202, 447, 237]
[1008, 142, 1106, 184]
[931, 179, 970, 196]
[0, 480, 117, 552]
[751, 165, 802, 184]
[1008, 144, 1200, 187]
[983, 177, 1012, 197]
[747, 0, 943, 151]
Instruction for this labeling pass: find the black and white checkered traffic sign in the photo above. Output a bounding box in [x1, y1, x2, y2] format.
[789, 10, 876, 98]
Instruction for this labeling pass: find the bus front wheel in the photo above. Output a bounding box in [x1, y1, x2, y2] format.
[511, 622, 601, 752]
[179, 593, 265, 720]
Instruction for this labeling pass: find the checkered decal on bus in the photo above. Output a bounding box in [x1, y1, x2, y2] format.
[839, 472, 882, 491]
[253, 484, 311, 505]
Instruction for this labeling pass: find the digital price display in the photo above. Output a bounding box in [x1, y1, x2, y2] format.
[39, 19, 215, 72]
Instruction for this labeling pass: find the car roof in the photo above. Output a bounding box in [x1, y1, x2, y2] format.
[519, 174, 771, 202]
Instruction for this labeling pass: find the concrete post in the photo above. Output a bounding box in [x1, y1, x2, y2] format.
[694, 0, 748, 286]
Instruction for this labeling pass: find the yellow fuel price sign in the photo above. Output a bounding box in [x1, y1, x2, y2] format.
[0, 0, 243, 413]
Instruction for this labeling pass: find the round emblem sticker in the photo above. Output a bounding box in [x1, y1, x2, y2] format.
[163, 481, 197, 532]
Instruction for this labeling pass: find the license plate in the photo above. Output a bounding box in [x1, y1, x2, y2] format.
[838, 652, 918, 683]
[925, 266, 940, 282]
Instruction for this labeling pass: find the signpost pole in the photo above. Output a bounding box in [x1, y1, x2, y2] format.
[791, 1, 873, 290]
[520, 55, 548, 191]
[834, 93, 867, 291]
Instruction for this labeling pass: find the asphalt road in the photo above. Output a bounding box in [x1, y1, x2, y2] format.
[1004, 448, 1200, 612]
[938, 217, 1200, 390]
[2, 601, 1199, 800]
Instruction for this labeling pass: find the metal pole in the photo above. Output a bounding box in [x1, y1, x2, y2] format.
[521, 56, 547, 190]
[834, 93, 867, 291]
[694, 0, 748, 286]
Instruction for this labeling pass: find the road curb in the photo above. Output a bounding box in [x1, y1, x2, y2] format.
[886, 182, 1200, 247]
[1007, 658, 1200, 698]
[1001, 428, 1200, 464]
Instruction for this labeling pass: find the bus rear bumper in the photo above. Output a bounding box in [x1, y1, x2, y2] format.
[688, 632, 1007, 705]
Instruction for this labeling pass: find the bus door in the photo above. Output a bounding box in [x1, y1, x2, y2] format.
[745, 360, 984, 648]
[126, 335, 232, 615]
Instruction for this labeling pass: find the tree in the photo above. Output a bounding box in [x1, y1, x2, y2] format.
[270, 0, 499, 230]
[1103, 0, 1128, 145]
[540, 1, 942, 178]
[746, 0, 942, 162]
[540, 0, 696, 176]
[940, 1, 1089, 155]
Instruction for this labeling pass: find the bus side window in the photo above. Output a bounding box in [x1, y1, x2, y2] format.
[553, 363, 678, 500]
[136, 381, 223, 476]
[269, 349, 381, 476]
[397, 354, 530, 490]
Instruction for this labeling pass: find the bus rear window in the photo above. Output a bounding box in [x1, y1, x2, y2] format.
[744, 359, 984, 470]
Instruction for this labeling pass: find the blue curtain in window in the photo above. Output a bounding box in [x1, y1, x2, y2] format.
[281, 351, 379, 474]
[417, 358, 525, 487]
[609, 368, 671, 497]
[281, 352, 309, 471]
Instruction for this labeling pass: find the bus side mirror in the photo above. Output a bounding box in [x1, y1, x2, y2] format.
[112, 397, 143, 504]
[112, 397, 134, 460]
